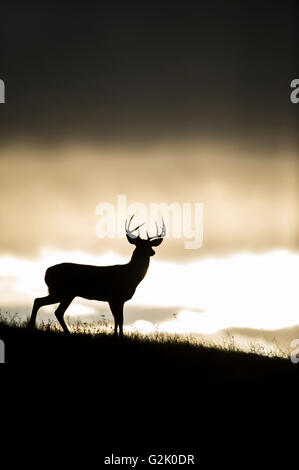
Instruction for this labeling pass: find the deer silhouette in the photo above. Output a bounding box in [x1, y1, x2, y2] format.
[28, 216, 166, 335]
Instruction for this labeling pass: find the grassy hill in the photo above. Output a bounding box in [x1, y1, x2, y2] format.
[1, 317, 298, 464]
[0, 318, 297, 402]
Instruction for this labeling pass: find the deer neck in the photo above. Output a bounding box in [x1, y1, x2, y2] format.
[128, 249, 150, 283]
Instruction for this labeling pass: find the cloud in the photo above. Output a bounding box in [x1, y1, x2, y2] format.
[0, 142, 298, 260]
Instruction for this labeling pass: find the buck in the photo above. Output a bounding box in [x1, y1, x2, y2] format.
[28, 216, 165, 335]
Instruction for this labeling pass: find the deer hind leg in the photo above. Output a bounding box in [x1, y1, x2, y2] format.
[28, 294, 60, 329]
[118, 307, 124, 337]
[54, 297, 74, 334]
[109, 302, 124, 336]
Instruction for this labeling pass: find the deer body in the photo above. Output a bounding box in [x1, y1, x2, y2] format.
[45, 255, 150, 303]
[28, 217, 165, 335]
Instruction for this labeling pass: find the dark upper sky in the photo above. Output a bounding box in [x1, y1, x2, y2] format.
[0, 0, 298, 148]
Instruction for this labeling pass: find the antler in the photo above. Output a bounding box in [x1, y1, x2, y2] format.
[147, 217, 166, 240]
[125, 215, 145, 239]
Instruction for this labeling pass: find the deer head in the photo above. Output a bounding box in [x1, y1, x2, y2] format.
[125, 215, 166, 257]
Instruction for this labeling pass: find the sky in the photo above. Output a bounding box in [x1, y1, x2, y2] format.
[0, 1, 298, 352]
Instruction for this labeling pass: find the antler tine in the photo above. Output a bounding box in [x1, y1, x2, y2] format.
[126, 214, 134, 232]
[148, 217, 166, 240]
[126, 215, 165, 240]
[125, 214, 145, 239]
[157, 217, 166, 238]
[125, 214, 133, 233]
[160, 216, 166, 237]
[155, 221, 159, 237]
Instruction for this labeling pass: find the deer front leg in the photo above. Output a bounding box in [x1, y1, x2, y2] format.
[109, 301, 124, 336]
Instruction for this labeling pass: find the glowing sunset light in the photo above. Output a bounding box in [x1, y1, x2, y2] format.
[0, 249, 298, 338]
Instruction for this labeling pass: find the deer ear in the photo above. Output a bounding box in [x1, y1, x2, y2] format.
[126, 234, 138, 245]
[150, 238, 163, 247]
